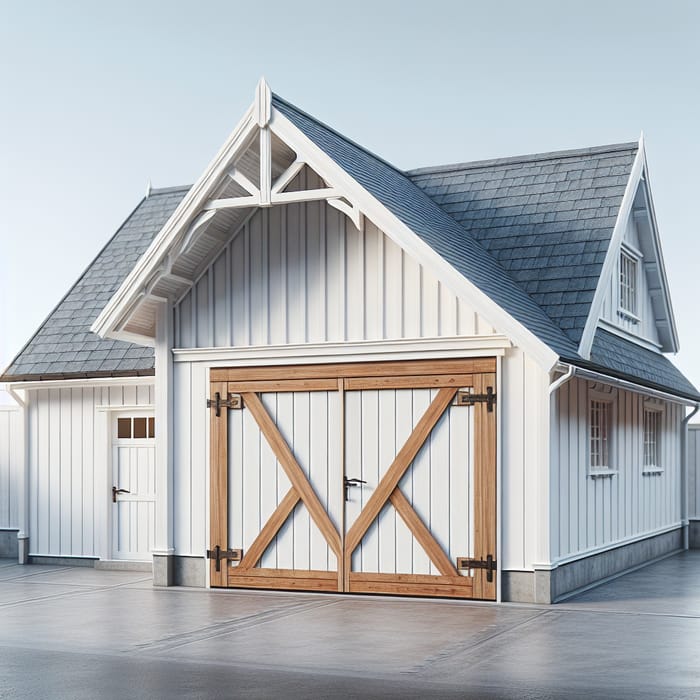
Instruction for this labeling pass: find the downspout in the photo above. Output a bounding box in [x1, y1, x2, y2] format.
[538, 364, 575, 602]
[6, 385, 29, 564]
[548, 364, 576, 396]
[681, 403, 700, 550]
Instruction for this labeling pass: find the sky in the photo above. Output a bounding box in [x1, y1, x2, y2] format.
[1, 1, 699, 394]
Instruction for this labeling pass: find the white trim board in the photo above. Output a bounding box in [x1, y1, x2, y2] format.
[8, 376, 155, 392]
[172, 336, 512, 365]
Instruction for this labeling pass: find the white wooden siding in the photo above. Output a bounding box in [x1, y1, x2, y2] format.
[599, 217, 660, 345]
[27, 384, 154, 558]
[345, 387, 474, 575]
[0, 405, 21, 531]
[227, 391, 342, 572]
[174, 201, 496, 349]
[689, 425, 700, 520]
[553, 377, 682, 562]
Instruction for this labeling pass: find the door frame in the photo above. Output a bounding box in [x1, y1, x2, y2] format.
[109, 408, 156, 561]
[208, 358, 498, 599]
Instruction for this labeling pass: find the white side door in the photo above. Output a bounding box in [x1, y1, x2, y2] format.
[111, 413, 156, 561]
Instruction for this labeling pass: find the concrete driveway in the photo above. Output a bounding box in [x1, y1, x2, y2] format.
[1, 552, 699, 699]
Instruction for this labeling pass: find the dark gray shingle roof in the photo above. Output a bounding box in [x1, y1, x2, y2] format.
[1, 188, 189, 381]
[572, 329, 700, 401]
[408, 144, 638, 345]
[273, 94, 580, 359]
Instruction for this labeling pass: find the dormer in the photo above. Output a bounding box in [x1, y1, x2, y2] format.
[581, 139, 679, 356]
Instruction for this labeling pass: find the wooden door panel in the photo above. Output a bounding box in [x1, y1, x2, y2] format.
[224, 389, 341, 588]
[209, 362, 497, 600]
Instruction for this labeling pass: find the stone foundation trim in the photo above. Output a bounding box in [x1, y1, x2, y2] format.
[502, 527, 683, 604]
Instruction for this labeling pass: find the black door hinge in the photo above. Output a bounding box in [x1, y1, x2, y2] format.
[206, 545, 243, 572]
[206, 392, 243, 416]
[457, 554, 497, 583]
[455, 386, 496, 412]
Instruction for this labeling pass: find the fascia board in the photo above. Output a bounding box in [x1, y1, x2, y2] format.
[8, 375, 155, 392]
[270, 109, 559, 370]
[639, 149, 680, 351]
[578, 141, 645, 359]
[91, 105, 258, 339]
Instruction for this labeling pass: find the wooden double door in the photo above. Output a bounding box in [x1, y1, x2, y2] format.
[209, 359, 497, 600]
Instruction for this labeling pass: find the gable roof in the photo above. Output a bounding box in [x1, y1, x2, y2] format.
[3, 87, 697, 402]
[273, 95, 579, 359]
[1, 187, 188, 381]
[407, 144, 639, 346]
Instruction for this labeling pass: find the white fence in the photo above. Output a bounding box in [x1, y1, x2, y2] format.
[689, 425, 700, 522]
[0, 399, 21, 532]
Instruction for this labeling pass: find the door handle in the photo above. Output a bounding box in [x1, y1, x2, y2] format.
[344, 477, 366, 502]
[112, 486, 130, 503]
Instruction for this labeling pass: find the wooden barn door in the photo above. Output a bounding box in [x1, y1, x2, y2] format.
[209, 360, 497, 600]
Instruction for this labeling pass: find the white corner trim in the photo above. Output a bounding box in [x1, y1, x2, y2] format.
[269, 110, 559, 371]
[172, 335, 512, 365]
[578, 140, 646, 359]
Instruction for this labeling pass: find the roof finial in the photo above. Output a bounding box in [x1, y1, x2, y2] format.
[255, 76, 272, 128]
[145, 179, 152, 198]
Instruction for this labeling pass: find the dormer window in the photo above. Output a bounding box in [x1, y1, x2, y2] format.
[619, 246, 639, 321]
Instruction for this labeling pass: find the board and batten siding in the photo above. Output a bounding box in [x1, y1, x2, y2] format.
[599, 216, 660, 346]
[27, 383, 154, 558]
[689, 425, 700, 520]
[552, 377, 682, 562]
[171, 201, 510, 560]
[0, 405, 21, 531]
[174, 201, 496, 349]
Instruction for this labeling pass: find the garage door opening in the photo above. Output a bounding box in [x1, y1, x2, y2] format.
[208, 359, 497, 600]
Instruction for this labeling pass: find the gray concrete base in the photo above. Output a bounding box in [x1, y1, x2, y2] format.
[0, 529, 19, 559]
[153, 553, 174, 586]
[503, 528, 684, 603]
[689, 520, 700, 549]
[173, 556, 206, 587]
[29, 556, 97, 568]
[18, 536, 29, 564]
[95, 560, 152, 572]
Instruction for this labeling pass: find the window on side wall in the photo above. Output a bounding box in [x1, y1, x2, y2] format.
[643, 407, 663, 475]
[589, 398, 614, 476]
[619, 247, 639, 321]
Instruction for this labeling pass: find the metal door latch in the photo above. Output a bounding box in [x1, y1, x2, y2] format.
[206, 545, 243, 572]
[457, 554, 497, 583]
[344, 476, 366, 502]
[454, 386, 496, 412]
[112, 486, 130, 503]
[206, 392, 243, 416]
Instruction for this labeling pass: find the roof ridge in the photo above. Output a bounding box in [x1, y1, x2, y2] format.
[406, 142, 639, 177]
[271, 93, 407, 178]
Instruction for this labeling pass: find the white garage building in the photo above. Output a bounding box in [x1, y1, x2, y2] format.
[2, 80, 698, 603]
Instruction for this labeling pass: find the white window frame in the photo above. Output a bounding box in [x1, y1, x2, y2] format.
[589, 387, 616, 478]
[618, 244, 641, 323]
[642, 403, 664, 475]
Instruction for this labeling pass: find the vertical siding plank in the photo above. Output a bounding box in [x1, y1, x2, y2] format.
[173, 363, 192, 556]
[70, 389, 83, 555]
[82, 388, 95, 555]
[190, 364, 207, 555]
[363, 221, 382, 340]
[378, 390, 397, 574]
[213, 251, 228, 347]
[383, 237, 403, 339]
